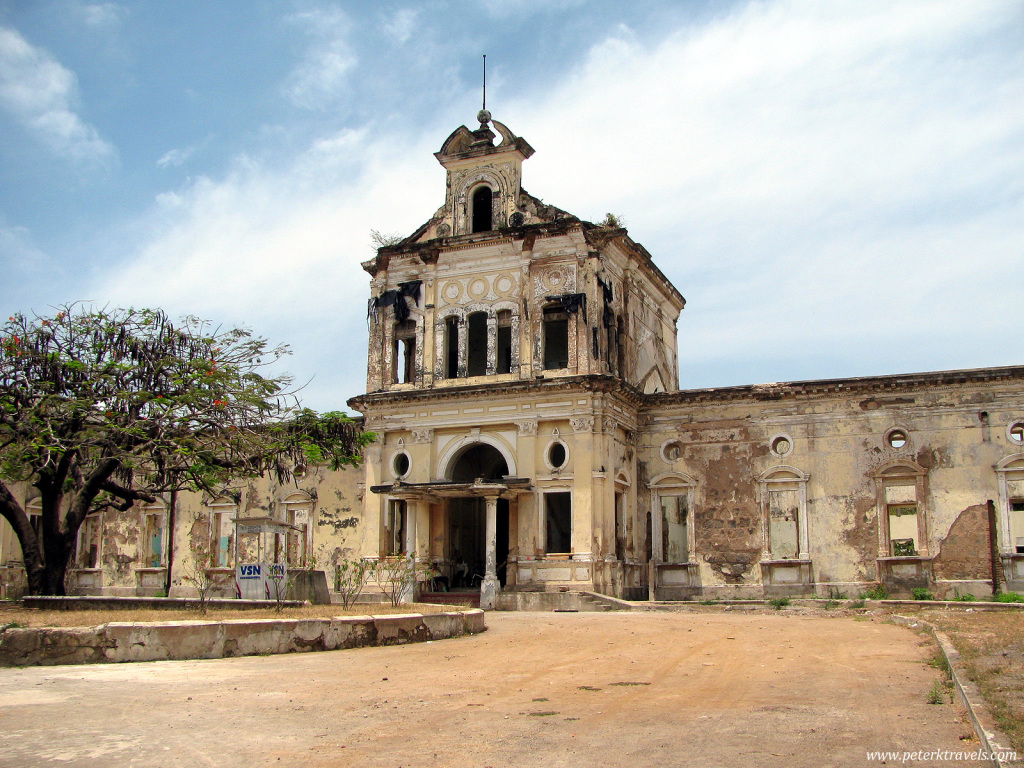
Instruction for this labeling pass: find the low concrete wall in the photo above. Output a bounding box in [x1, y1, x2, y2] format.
[22, 595, 306, 611]
[0, 609, 485, 667]
[495, 591, 601, 611]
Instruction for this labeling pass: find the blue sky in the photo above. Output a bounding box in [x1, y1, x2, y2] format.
[1, 0, 1022, 412]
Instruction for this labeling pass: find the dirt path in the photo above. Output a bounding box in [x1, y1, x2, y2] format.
[0, 611, 978, 767]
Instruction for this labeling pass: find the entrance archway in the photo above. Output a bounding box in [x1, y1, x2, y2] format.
[450, 443, 508, 482]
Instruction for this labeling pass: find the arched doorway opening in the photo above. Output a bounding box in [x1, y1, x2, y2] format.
[447, 443, 510, 589]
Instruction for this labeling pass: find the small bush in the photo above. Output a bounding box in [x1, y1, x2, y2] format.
[768, 597, 790, 610]
[952, 590, 976, 602]
[912, 587, 935, 601]
[996, 591, 1024, 603]
[861, 584, 889, 601]
[927, 680, 947, 705]
[849, 598, 867, 609]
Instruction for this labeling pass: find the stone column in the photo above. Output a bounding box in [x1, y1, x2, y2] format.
[480, 495, 499, 609]
[401, 499, 418, 603]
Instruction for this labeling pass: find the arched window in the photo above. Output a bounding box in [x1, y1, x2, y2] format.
[466, 311, 488, 377]
[471, 186, 493, 232]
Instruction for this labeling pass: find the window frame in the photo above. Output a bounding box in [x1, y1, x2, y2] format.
[76, 512, 102, 569]
[140, 501, 167, 569]
[206, 497, 238, 569]
[648, 472, 697, 565]
[542, 491, 572, 555]
[870, 461, 929, 559]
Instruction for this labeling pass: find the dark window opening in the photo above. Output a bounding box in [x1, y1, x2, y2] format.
[386, 499, 407, 556]
[1013, 500, 1024, 553]
[466, 312, 487, 377]
[392, 320, 416, 384]
[615, 491, 626, 561]
[450, 443, 509, 482]
[616, 316, 626, 379]
[393, 452, 410, 478]
[444, 316, 459, 379]
[548, 442, 567, 469]
[545, 492, 572, 554]
[543, 306, 569, 370]
[496, 310, 513, 374]
[472, 186, 493, 233]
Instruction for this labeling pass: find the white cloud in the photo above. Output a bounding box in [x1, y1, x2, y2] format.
[156, 147, 194, 169]
[76, 3, 128, 29]
[284, 6, 357, 109]
[506, 0, 1024, 385]
[0, 25, 117, 167]
[93, 0, 1024, 407]
[383, 8, 418, 45]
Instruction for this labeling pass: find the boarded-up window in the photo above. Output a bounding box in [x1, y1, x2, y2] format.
[545, 492, 572, 554]
[768, 489, 799, 559]
[660, 494, 689, 562]
[208, 500, 236, 568]
[78, 514, 101, 568]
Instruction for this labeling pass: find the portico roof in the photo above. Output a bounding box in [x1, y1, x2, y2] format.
[370, 477, 531, 500]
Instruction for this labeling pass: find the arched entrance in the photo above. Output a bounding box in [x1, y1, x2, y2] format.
[447, 444, 511, 589]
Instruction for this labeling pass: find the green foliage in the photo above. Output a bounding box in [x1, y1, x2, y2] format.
[0, 304, 373, 595]
[334, 556, 371, 609]
[861, 584, 890, 601]
[926, 680, 948, 705]
[996, 591, 1024, 603]
[600, 212, 624, 228]
[375, 553, 416, 607]
[912, 587, 935, 601]
[768, 597, 790, 609]
[849, 598, 867, 609]
[952, 590, 977, 602]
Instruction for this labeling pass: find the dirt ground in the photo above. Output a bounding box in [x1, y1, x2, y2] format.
[0, 609, 985, 768]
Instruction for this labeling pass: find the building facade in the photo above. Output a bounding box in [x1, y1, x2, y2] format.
[2, 112, 1024, 603]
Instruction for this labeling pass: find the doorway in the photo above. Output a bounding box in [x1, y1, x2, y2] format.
[448, 497, 510, 589]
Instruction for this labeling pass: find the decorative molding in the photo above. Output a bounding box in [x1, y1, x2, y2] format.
[570, 416, 594, 433]
[412, 428, 434, 444]
[515, 420, 538, 436]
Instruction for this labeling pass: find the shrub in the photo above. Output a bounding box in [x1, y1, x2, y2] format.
[768, 597, 790, 610]
[912, 587, 935, 601]
[996, 591, 1024, 603]
[861, 584, 889, 600]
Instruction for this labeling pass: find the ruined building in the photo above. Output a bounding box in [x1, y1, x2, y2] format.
[3, 112, 1024, 603]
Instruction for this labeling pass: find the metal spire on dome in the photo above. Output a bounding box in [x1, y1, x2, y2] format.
[478, 54, 491, 126]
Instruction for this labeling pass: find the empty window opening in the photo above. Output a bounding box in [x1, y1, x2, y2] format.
[543, 306, 569, 370]
[78, 514, 101, 568]
[392, 320, 416, 384]
[771, 436, 792, 456]
[615, 491, 626, 560]
[545, 492, 572, 554]
[208, 500, 236, 568]
[548, 442, 567, 470]
[660, 494, 689, 562]
[144, 511, 164, 568]
[466, 312, 488, 377]
[1011, 500, 1024, 554]
[1010, 423, 1024, 444]
[616, 316, 626, 378]
[392, 451, 410, 478]
[386, 499, 407, 556]
[496, 310, 513, 374]
[444, 316, 459, 379]
[885, 484, 918, 555]
[472, 186, 493, 232]
[662, 441, 682, 462]
[450, 443, 508, 482]
[767, 489, 799, 559]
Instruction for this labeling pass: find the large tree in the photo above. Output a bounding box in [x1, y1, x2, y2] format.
[0, 305, 371, 595]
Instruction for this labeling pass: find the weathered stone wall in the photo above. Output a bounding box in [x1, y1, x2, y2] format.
[0, 609, 485, 667]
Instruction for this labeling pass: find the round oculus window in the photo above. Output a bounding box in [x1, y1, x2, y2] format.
[548, 442, 567, 470]
[662, 441, 682, 462]
[770, 436, 792, 456]
[1009, 422, 1024, 444]
[886, 429, 908, 449]
[392, 452, 411, 478]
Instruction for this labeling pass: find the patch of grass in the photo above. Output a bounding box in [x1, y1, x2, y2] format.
[577, 686, 601, 691]
[849, 598, 867, 610]
[824, 599, 839, 610]
[861, 584, 890, 601]
[927, 680, 947, 705]
[0, 621, 26, 632]
[609, 682, 650, 687]
[768, 597, 790, 610]
[532, 697, 549, 702]
[952, 590, 977, 602]
[528, 711, 560, 717]
[699, 599, 720, 605]
[995, 592, 1024, 603]
[928, 652, 951, 677]
[912, 588, 935, 601]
